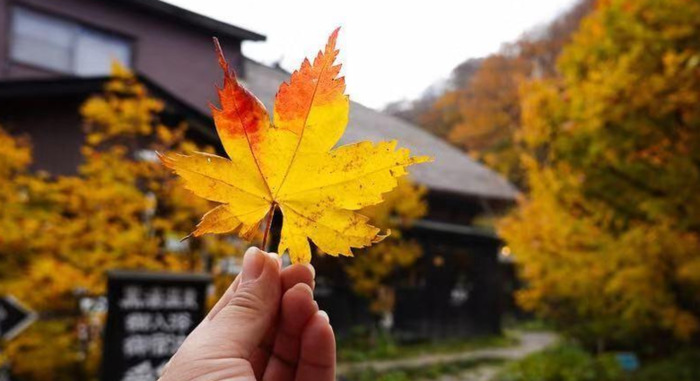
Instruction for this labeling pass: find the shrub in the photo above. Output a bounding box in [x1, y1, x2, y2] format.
[494, 344, 622, 381]
[342, 358, 503, 381]
[634, 351, 700, 381]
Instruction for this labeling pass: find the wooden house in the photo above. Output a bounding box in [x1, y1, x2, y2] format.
[0, 0, 518, 338]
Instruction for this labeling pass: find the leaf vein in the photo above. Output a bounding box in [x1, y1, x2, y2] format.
[274, 51, 334, 199]
[175, 164, 270, 202]
[283, 203, 372, 240]
[278, 163, 406, 200]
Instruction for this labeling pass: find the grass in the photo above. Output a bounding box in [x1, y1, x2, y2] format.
[504, 319, 554, 332]
[338, 329, 519, 363]
[492, 343, 622, 381]
[491, 345, 700, 381]
[342, 357, 505, 381]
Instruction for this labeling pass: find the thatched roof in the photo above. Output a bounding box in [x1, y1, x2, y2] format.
[243, 59, 519, 201]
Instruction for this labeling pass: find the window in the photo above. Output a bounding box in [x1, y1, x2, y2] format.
[10, 7, 132, 76]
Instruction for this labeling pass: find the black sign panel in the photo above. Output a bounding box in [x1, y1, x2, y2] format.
[0, 295, 36, 341]
[0, 363, 11, 381]
[101, 271, 211, 381]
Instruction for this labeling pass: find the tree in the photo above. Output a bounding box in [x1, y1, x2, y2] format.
[500, 0, 700, 352]
[448, 0, 595, 187]
[388, 0, 595, 188]
[0, 67, 240, 380]
[447, 52, 530, 185]
[385, 58, 483, 140]
[343, 179, 427, 322]
[387, 0, 594, 187]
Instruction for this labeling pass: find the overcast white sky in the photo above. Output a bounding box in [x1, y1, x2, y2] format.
[163, 0, 577, 109]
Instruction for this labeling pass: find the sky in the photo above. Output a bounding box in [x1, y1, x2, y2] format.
[163, 0, 578, 109]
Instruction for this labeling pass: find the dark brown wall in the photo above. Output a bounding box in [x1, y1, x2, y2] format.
[0, 0, 7, 75]
[0, 95, 85, 174]
[0, 87, 219, 175]
[0, 0, 243, 116]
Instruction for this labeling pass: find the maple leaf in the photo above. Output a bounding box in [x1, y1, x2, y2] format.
[160, 28, 431, 263]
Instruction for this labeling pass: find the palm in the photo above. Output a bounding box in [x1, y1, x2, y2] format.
[160, 250, 335, 381]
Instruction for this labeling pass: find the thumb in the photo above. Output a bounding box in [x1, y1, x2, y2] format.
[206, 247, 282, 358]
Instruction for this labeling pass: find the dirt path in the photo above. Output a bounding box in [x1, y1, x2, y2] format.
[435, 365, 500, 381]
[338, 331, 557, 377]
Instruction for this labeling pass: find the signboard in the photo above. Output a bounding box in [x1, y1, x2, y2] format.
[0, 295, 36, 341]
[0, 363, 10, 381]
[101, 271, 211, 381]
[615, 352, 640, 372]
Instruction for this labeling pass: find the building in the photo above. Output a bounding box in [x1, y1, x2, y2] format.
[0, 0, 518, 338]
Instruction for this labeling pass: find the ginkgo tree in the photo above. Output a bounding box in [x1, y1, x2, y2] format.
[345, 178, 428, 317]
[500, 0, 700, 352]
[162, 29, 431, 264]
[409, 0, 594, 188]
[0, 30, 431, 379]
[0, 67, 240, 381]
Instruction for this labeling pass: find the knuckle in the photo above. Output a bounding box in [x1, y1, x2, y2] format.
[225, 287, 265, 315]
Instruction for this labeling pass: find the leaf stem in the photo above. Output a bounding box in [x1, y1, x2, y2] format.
[261, 203, 276, 252]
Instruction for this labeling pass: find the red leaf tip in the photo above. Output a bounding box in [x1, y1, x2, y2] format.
[213, 37, 235, 78]
[326, 27, 341, 52]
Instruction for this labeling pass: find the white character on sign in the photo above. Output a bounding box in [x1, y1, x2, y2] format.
[182, 288, 198, 309]
[164, 288, 183, 308]
[123, 335, 150, 358]
[152, 313, 171, 331]
[168, 312, 192, 332]
[120, 286, 144, 309]
[155, 360, 169, 378]
[151, 333, 175, 357]
[145, 287, 165, 309]
[173, 334, 187, 352]
[125, 313, 151, 333]
[121, 360, 156, 381]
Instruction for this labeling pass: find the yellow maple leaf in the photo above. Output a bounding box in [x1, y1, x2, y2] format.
[160, 28, 431, 263]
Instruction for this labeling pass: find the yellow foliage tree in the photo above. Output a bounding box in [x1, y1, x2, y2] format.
[500, 0, 700, 352]
[422, 0, 595, 188]
[344, 179, 428, 317]
[447, 53, 530, 185]
[0, 67, 239, 380]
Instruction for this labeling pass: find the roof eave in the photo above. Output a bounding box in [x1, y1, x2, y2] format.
[427, 185, 520, 202]
[105, 0, 266, 41]
[0, 75, 217, 141]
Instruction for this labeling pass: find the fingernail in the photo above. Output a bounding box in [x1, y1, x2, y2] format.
[294, 283, 314, 297]
[303, 263, 316, 278]
[267, 252, 281, 268]
[318, 310, 330, 323]
[242, 247, 265, 282]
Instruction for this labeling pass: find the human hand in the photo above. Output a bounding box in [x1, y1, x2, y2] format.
[159, 247, 335, 381]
